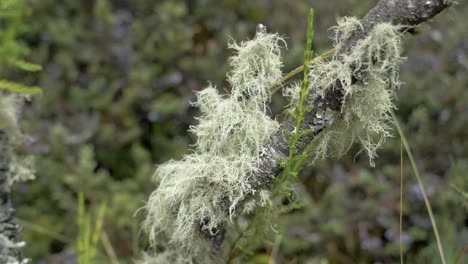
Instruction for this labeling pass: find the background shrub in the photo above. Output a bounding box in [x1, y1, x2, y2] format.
[5, 0, 466, 263]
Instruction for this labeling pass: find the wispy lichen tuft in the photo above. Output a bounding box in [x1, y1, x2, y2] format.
[143, 31, 284, 263]
[307, 19, 404, 165]
[282, 81, 301, 108]
[0, 92, 34, 264]
[0, 93, 35, 185]
[0, 234, 27, 264]
[227, 32, 285, 104]
[332, 17, 362, 50]
[191, 85, 278, 157]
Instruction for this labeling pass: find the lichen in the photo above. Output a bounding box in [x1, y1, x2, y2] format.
[0, 94, 23, 137]
[0, 92, 34, 264]
[143, 31, 284, 263]
[308, 19, 404, 166]
[0, 93, 35, 185]
[331, 17, 362, 50]
[282, 82, 301, 108]
[144, 16, 406, 262]
[190, 86, 278, 157]
[227, 32, 285, 104]
[0, 234, 27, 264]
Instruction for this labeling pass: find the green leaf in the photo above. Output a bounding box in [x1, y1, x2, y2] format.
[304, 8, 315, 68]
[300, 128, 313, 137]
[0, 79, 42, 95]
[11, 60, 42, 72]
[281, 128, 292, 143]
[287, 109, 296, 120]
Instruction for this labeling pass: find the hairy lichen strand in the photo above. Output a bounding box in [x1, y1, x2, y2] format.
[143, 32, 284, 263]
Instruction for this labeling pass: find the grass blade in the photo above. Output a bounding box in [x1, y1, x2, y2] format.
[0, 79, 42, 95]
[400, 141, 404, 264]
[390, 109, 446, 264]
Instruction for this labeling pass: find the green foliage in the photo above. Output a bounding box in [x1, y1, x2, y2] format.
[12, 0, 310, 261]
[0, 0, 30, 67]
[280, 9, 316, 181]
[4, 0, 465, 263]
[0, 0, 42, 95]
[76, 192, 107, 264]
[0, 0, 39, 189]
[0, 80, 41, 95]
[0, 1, 40, 262]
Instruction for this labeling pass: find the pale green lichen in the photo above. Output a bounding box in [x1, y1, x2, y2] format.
[0, 234, 27, 264]
[332, 17, 362, 50]
[241, 189, 272, 215]
[282, 81, 301, 108]
[143, 31, 284, 263]
[0, 93, 35, 185]
[0, 94, 23, 136]
[307, 19, 404, 166]
[0, 92, 34, 264]
[227, 32, 285, 104]
[191, 86, 278, 157]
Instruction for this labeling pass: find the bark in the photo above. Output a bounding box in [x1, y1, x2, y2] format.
[0, 132, 26, 263]
[204, 0, 453, 249]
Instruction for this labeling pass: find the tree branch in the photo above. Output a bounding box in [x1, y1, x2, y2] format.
[0, 132, 27, 263]
[204, 0, 453, 249]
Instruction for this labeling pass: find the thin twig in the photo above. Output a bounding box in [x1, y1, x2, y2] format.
[271, 48, 336, 94]
[455, 246, 467, 264]
[450, 184, 468, 200]
[227, 219, 255, 264]
[16, 217, 72, 243]
[100, 230, 120, 264]
[268, 234, 282, 264]
[390, 109, 446, 264]
[399, 141, 404, 264]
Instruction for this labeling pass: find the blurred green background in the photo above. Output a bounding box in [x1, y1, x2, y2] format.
[5, 0, 467, 263]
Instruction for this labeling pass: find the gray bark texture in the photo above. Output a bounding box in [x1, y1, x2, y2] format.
[0, 132, 27, 264]
[204, 0, 453, 250]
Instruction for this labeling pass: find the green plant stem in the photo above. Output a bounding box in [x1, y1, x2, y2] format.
[16, 218, 72, 243]
[455, 246, 467, 264]
[272, 47, 335, 94]
[101, 231, 120, 264]
[281, 48, 335, 83]
[390, 109, 446, 264]
[450, 184, 468, 200]
[268, 234, 282, 264]
[0, 79, 42, 95]
[227, 216, 257, 264]
[282, 8, 315, 179]
[288, 37, 312, 158]
[399, 141, 404, 264]
[77, 192, 108, 264]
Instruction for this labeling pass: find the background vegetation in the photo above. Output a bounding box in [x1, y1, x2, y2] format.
[4, 0, 466, 263]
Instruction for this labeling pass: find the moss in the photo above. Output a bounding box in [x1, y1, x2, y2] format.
[308, 20, 404, 166]
[143, 31, 284, 263]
